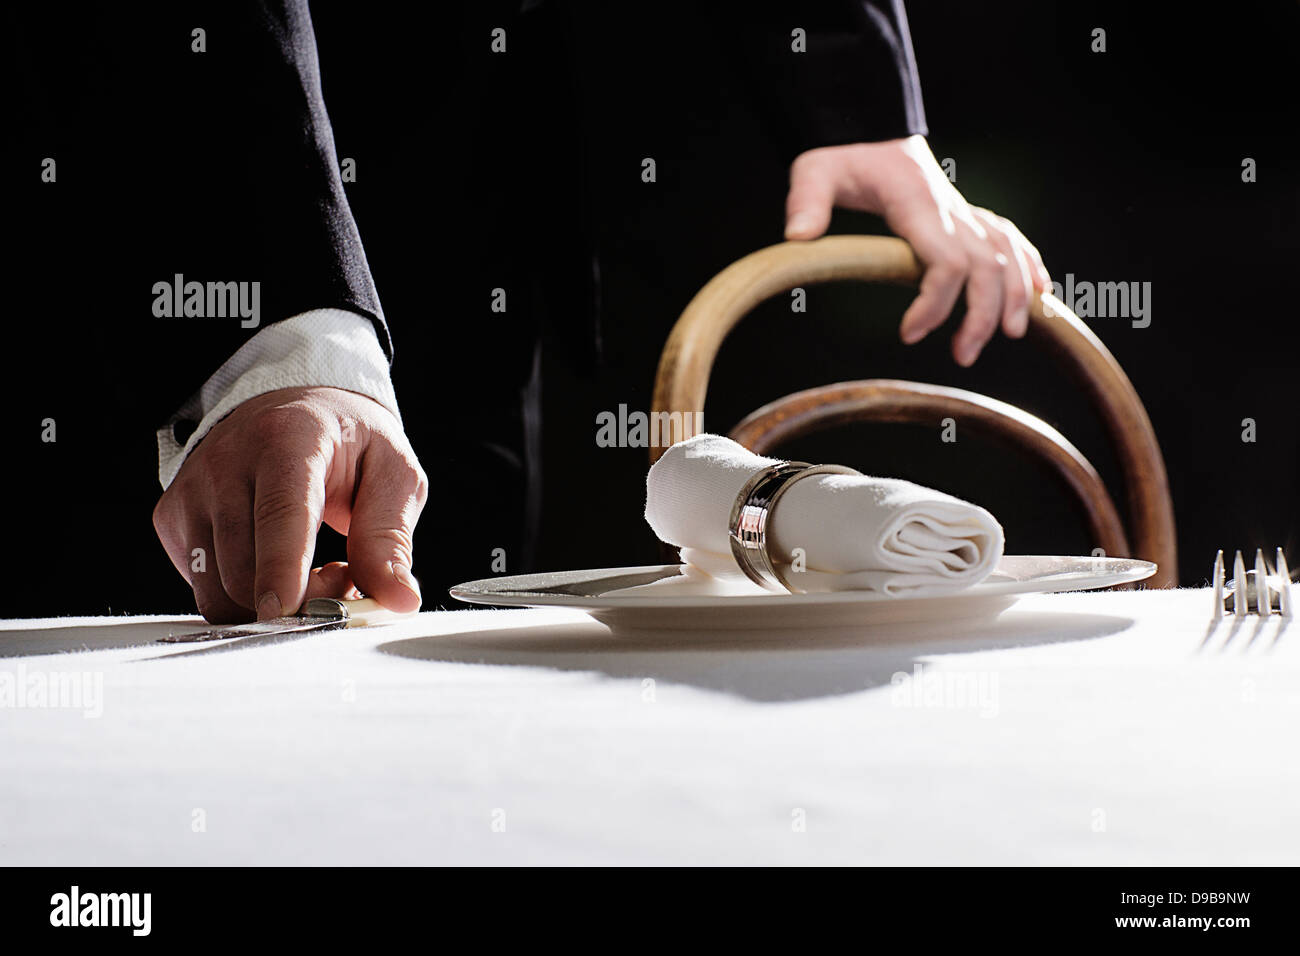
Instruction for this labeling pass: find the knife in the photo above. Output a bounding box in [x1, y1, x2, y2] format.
[157, 597, 413, 644]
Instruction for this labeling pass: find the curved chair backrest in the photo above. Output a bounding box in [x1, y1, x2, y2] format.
[649, 235, 1177, 587]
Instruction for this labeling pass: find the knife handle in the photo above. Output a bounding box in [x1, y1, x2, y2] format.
[303, 597, 417, 627]
[339, 597, 416, 627]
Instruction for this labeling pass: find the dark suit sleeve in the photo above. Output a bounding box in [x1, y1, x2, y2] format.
[734, 0, 929, 159]
[10, 0, 390, 432]
[205, 0, 391, 360]
[4, 1, 393, 614]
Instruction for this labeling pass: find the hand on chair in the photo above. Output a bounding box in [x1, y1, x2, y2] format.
[153, 386, 429, 623]
[784, 134, 1052, 367]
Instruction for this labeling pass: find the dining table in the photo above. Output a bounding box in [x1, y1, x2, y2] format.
[1, 585, 1295, 866]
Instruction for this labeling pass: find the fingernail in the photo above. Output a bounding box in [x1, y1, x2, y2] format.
[956, 342, 978, 366]
[900, 323, 926, 344]
[391, 562, 421, 600]
[786, 214, 815, 237]
[256, 592, 282, 621]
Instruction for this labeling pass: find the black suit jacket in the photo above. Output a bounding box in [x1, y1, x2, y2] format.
[8, 1, 384, 615]
[11, 1, 386, 429]
[471, 0, 928, 370]
[727, 0, 929, 156]
[4, 1, 927, 615]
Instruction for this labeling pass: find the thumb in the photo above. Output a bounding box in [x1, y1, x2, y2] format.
[784, 156, 836, 240]
[346, 441, 428, 613]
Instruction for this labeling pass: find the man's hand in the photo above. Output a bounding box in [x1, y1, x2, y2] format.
[153, 386, 428, 623]
[784, 134, 1052, 367]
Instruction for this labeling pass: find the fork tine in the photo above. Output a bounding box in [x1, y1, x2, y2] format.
[1255, 548, 1271, 614]
[1212, 549, 1224, 620]
[1279, 548, 1293, 618]
[1233, 551, 1247, 618]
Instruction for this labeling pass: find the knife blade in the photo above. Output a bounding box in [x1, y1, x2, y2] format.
[157, 597, 411, 644]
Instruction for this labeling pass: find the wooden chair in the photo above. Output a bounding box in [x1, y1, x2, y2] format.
[649, 236, 1177, 587]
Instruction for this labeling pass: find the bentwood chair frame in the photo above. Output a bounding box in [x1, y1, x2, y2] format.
[648, 235, 1177, 588]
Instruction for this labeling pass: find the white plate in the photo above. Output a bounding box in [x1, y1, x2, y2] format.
[450, 555, 1157, 631]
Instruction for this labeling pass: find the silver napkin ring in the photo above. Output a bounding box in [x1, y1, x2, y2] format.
[728, 461, 861, 593]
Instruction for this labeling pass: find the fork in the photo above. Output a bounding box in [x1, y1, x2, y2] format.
[1212, 548, 1292, 619]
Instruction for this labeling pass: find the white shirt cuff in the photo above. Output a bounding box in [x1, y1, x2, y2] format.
[156, 308, 400, 489]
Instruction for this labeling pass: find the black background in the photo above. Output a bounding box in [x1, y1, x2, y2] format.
[5, 0, 1297, 616]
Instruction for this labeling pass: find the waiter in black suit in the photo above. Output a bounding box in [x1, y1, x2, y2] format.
[7, 1, 1049, 622]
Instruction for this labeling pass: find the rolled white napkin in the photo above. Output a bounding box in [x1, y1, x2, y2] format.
[640, 433, 1004, 596]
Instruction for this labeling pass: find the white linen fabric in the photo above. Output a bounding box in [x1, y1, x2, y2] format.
[156, 308, 400, 488]
[643, 434, 1005, 595]
[0, 589, 1295, 866]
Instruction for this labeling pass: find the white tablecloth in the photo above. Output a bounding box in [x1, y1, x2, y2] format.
[1, 588, 1295, 865]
